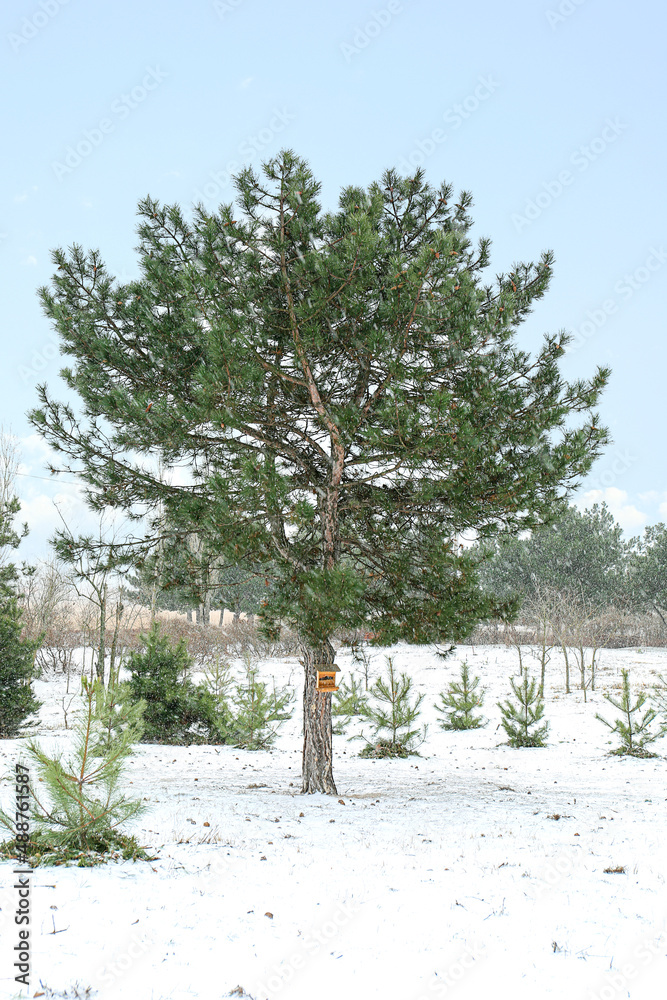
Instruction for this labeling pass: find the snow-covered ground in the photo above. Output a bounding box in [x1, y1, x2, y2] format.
[1, 642, 666, 1000]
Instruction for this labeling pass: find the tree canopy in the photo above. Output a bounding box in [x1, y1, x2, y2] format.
[30, 150, 610, 791]
[476, 501, 628, 608]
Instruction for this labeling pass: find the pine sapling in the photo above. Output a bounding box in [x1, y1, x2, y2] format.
[355, 655, 427, 757]
[498, 673, 549, 748]
[332, 673, 370, 736]
[651, 672, 667, 726]
[435, 660, 486, 730]
[89, 667, 146, 757]
[0, 677, 147, 863]
[230, 652, 294, 750]
[596, 668, 667, 758]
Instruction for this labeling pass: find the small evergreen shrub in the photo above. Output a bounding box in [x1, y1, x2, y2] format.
[498, 673, 549, 747]
[126, 622, 231, 744]
[0, 592, 42, 738]
[89, 669, 146, 757]
[651, 671, 667, 725]
[332, 673, 370, 735]
[0, 677, 150, 865]
[596, 668, 667, 758]
[355, 655, 427, 758]
[229, 652, 294, 750]
[435, 660, 486, 730]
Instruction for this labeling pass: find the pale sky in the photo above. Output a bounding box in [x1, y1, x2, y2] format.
[2, 0, 665, 559]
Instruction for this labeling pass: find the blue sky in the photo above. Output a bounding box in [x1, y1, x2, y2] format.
[2, 0, 665, 559]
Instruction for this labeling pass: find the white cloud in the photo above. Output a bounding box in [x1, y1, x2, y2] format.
[637, 490, 659, 503]
[21, 254, 37, 266]
[578, 487, 647, 534]
[239, 76, 254, 89]
[13, 193, 28, 203]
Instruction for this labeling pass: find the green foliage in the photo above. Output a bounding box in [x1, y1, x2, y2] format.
[332, 673, 370, 735]
[228, 652, 294, 750]
[435, 660, 486, 730]
[498, 673, 549, 747]
[596, 669, 667, 758]
[651, 672, 667, 723]
[0, 490, 41, 738]
[88, 671, 146, 757]
[356, 655, 427, 757]
[477, 502, 628, 609]
[201, 654, 235, 705]
[0, 832, 153, 867]
[0, 593, 42, 738]
[626, 523, 667, 621]
[0, 677, 146, 860]
[127, 528, 277, 622]
[31, 150, 611, 654]
[126, 622, 231, 744]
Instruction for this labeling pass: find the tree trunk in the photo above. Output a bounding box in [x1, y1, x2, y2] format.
[96, 583, 107, 682]
[300, 638, 338, 795]
[108, 597, 123, 687]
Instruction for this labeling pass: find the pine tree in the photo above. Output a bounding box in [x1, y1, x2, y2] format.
[477, 502, 629, 608]
[229, 652, 294, 750]
[435, 660, 486, 730]
[498, 674, 549, 747]
[0, 677, 146, 861]
[0, 593, 41, 738]
[0, 486, 41, 738]
[332, 673, 370, 736]
[626, 524, 667, 625]
[126, 622, 230, 744]
[30, 151, 611, 792]
[356, 655, 427, 757]
[596, 669, 667, 758]
[88, 668, 146, 757]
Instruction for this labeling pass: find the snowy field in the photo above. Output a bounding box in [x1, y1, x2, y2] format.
[1, 642, 666, 1000]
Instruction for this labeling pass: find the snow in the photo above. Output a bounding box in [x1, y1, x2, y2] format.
[1, 642, 667, 999]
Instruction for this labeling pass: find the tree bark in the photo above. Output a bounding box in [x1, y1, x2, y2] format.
[96, 583, 107, 682]
[300, 638, 338, 795]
